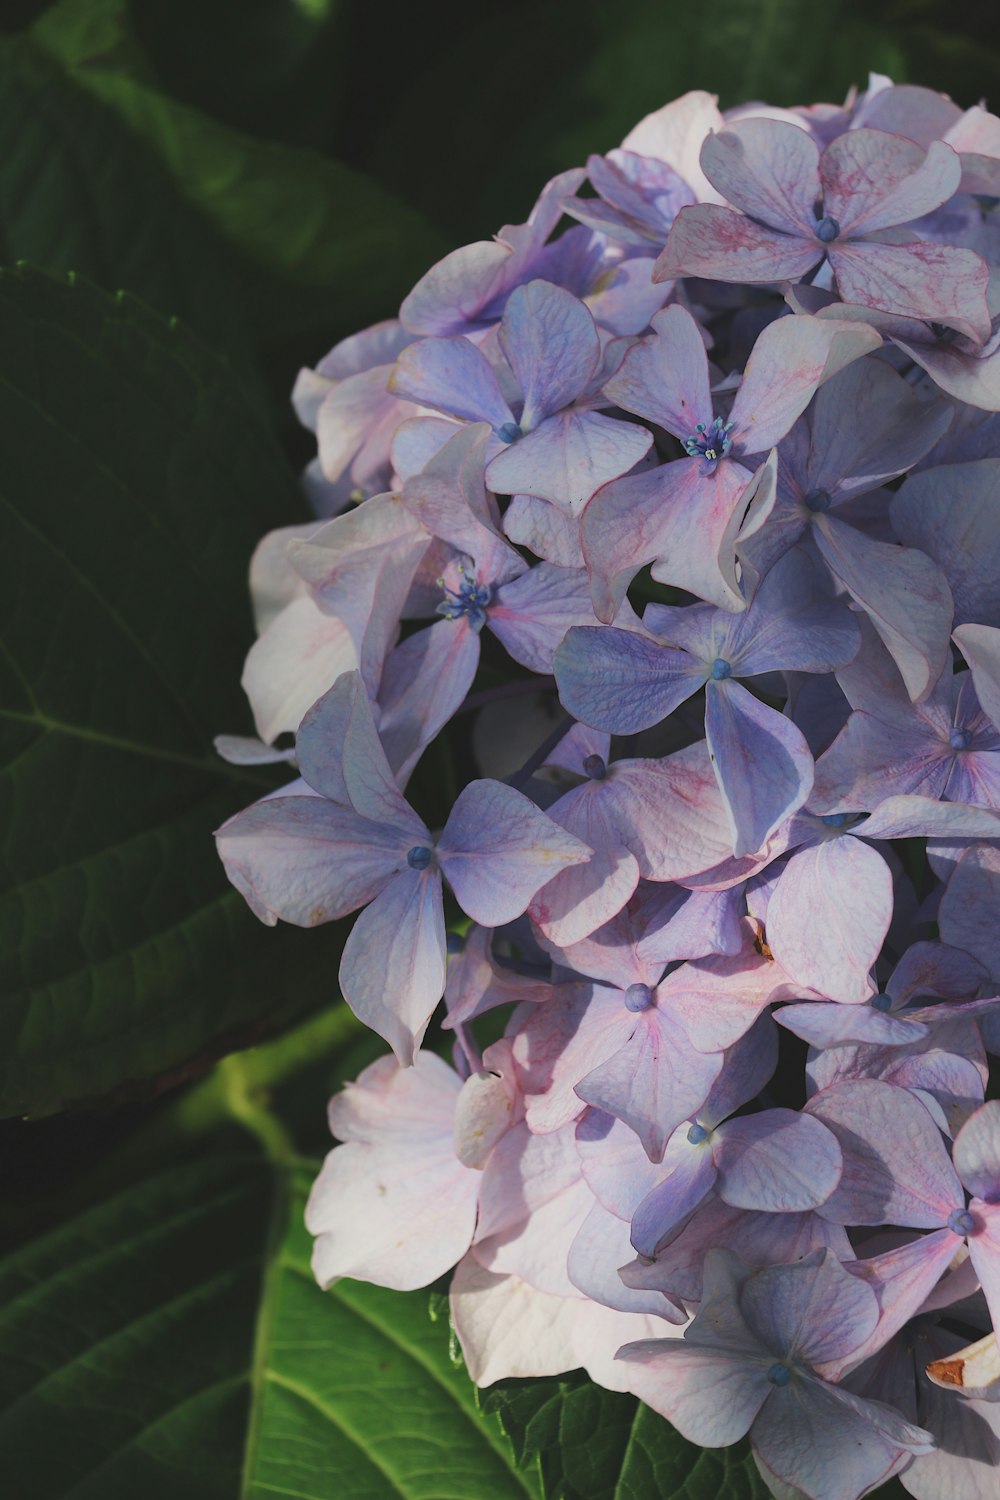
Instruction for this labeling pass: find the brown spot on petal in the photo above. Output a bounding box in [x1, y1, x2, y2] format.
[309, 906, 327, 926]
[752, 921, 774, 960]
[926, 1356, 965, 1387]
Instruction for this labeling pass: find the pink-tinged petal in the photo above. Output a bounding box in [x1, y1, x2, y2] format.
[621, 90, 726, 202]
[953, 1100, 1000, 1201]
[306, 1052, 478, 1290]
[954, 623, 1000, 732]
[966, 1203, 1000, 1351]
[529, 796, 640, 947]
[713, 1110, 842, 1214]
[584, 254, 674, 335]
[823, 1231, 960, 1380]
[628, 741, 740, 882]
[503, 493, 585, 567]
[402, 422, 523, 584]
[767, 837, 891, 1003]
[700, 120, 820, 235]
[657, 940, 798, 1052]
[890, 938, 989, 1006]
[391, 413, 461, 481]
[288, 492, 431, 690]
[315, 363, 398, 482]
[729, 315, 882, 455]
[858, 796, 1000, 839]
[776, 1001, 928, 1049]
[499, 281, 601, 428]
[514, 984, 636, 1135]
[216, 795, 402, 928]
[399, 241, 511, 336]
[489, 563, 602, 674]
[741, 1251, 879, 1367]
[821, 132, 961, 237]
[617, 1340, 770, 1446]
[473, 1120, 590, 1296]
[629, 1131, 717, 1255]
[486, 409, 652, 511]
[753, 1378, 932, 1500]
[554, 625, 700, 733]
[706, 680, 814, 857]
[338, 868, 446, 1065]
[450, 1255, 670, 1388]
[828, 238, 990, 343]
[638, 884, 746, 965]
[389, 335, 515, 428]
[452, 1054, 521, 1169]
[438, 779, 591, 925]
[575, 1107, 669, 1219]
[648, 457, 771, 613]
[377, 619, 481, 787]
[602, 303, 713, 436]
[569, 1201, 686, 1318]
[896, 337, 1000, 411]
[444, 924, 550, 1030]
[806, 1079, 962, 1227]
[810, 709, 950, 813]
[249, 522, 320, 634]
[893, 463, 1000, 630]
[576, 1010, 724, 1162]
[241, 595, 357, 742]
[939, 844, 1000, 980]
[812, 516, 953, 702]
[297, 671, 427, 838]
[655, 204, 822, 284]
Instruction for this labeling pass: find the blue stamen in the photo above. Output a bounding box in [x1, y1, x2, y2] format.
[949, 727, 973, 750]
[682, 415, 734, 466]
[710, 657, 733, 681]
[624, 983, 654, 1012]
[803, 487, 831, 513]
[815, 215, 840, 243]
[686, 1122, 709, 1145]
[407, 845, 432, 870]
[583, 754, 607, 780]
[821, 813, 849, 829]
[767, 1362, 793, 1387]
[436, 568, 492, 632]
[948, 1207, 976, 1237]
[871, 993, 893, 1012]
[496, 421, 522, 444]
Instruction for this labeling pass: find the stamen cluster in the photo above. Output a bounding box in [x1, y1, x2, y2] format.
[216, 77, 1000, 1499]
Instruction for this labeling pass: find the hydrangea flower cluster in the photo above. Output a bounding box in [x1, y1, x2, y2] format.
[216, 77, 1000, 1500]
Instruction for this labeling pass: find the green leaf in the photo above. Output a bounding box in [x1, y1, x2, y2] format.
[0, 265, 343, 1117]
[0, 32, 255, 363]
[483, 1375, 771, 1500]
[31, 0, 447, 337]
[0, 1125, 541, 1499]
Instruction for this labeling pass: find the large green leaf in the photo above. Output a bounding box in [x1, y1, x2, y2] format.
[30, 0, 447, 338]
[0, 32, 254, 364]
[483, 1375, 771, 1500]
[0, 1101, 541, 1499]
[0, 265, 342, 1116]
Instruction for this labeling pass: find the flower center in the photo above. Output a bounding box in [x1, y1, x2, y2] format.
[686, 1122, 709, 1145]
[624, 983, 654, 1012]
[871, 993, 893, 1012]
[683, 415, 734, 465]
[949, 727, 973, 751]
[948, 1207, 976, 1237]
[437, 568, 492, 631]
[710, 657, 733, 681]
[814, 215, 840, 243]
[821, 813, 849, 829]
[495, 420, 523, 444]
[406, 845, 433, 870]
[803, 487, 831, 513]
[766, 1362, 793, 1386]
[583, 754, 608, 780]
